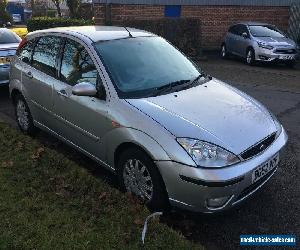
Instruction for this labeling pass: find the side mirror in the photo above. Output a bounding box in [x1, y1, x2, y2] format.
[242, 32, 248, 39]
[72, 82, 97, 97]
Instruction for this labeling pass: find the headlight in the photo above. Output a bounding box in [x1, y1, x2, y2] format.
[176, 138, 240, 168]
[257, 41, 273, 50]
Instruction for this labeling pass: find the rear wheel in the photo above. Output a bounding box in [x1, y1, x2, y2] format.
[221, 44, 228, 59]
[14, 94, 36, 135]
[246, 48, 255, 66]
[117, 148, 169, 212]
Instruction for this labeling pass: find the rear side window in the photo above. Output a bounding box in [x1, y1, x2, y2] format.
[32, 36, 62, 78]
[17, 39, 35, 64]
[60, 39, 98, 86]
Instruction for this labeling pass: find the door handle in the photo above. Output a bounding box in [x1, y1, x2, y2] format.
[57, 89, 68, 98]
[25, 71, 33, 79]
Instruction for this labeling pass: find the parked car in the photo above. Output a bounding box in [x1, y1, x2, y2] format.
[221, 22, 298, 67]
[9, 26, 288, 213]
[0, 28, 21, 86]
[12, 14, 22, 24]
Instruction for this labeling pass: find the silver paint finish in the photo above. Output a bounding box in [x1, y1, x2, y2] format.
[223, 22, 298, 63]
[9, 26, 288, 212]
[72, 82, 98, 96]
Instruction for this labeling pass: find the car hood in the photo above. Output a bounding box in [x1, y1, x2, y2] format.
[256, 37, 296, 47]
[126, 79, 277, 154]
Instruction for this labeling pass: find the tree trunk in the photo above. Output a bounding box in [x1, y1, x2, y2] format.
[55, 2, 62, 17]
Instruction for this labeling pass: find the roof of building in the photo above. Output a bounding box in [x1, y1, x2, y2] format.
[28, 26, 154, 42]
[92, 0, 295, 6]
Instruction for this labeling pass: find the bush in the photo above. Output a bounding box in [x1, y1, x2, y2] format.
[113, 18, 202, 58]
[46, 9, 57, 18]
[27, 17, 95, 32]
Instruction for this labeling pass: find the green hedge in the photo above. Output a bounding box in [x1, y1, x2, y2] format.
[27, 17, 95, 32]
[113, 18, 202, 58]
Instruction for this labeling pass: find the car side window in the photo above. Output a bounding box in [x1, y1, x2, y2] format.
[17, 39, 35, 64]
[60, 39, 98, 86]
[32, 36, 62, 78]
[228, 25, 238, 35]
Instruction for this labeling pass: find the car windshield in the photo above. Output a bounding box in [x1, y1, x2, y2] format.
[94, 36, 201, 98]
[249, 25, 285, 38]
[0, 29, 20, 44]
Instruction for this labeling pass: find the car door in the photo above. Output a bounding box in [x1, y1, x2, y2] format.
[18, 35, 63, 127]
[235, 24, 250, 57]
[226, 25, 239, 54]
[52, 38, 113, 163]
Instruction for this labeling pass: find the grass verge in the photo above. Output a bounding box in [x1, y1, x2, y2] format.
[0, 122, 203, 249]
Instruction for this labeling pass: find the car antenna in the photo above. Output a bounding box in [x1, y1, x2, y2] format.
[124, 27, 133, 38]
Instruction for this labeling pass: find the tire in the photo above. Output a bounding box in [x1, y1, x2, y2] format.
[246, 48, 255, 66]
[285, 60, 296, 68]
[13, 94, 36, 135]
[117, 148, 170, 212]
[221, 44, 228, 59]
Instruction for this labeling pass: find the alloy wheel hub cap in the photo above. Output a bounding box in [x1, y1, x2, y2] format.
[123, 159, 153, 201]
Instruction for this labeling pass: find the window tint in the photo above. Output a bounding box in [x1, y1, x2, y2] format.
[60, 39, 98, 86]
[17, 39, 35, 64]
[32, 36, 62, 78]
[237, 25, 249, 36]
[0, 29, 21, 44]
[228, 25, 238, 35]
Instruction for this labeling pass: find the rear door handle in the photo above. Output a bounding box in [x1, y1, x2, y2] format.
[57, 89, 68, 98]
[25, 71, 33, 79]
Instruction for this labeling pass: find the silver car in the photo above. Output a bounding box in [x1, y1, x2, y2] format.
[9, 26, 288, 213]
[221, 22, 298, 67]
[0, 28, 21, 85]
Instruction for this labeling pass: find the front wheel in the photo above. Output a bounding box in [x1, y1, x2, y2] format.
[117, 148, 169, 212]
[285, 60, 296, 68]
[246, 48, 256, 66]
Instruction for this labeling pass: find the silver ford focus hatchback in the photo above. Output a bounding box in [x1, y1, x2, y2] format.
[221, 22, 298, 67]
[9, 26, 288, 213]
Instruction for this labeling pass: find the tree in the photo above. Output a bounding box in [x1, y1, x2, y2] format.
[0, 0, 11, 25]
[50, 0, 62, 17]
[66, 0, 81, 18]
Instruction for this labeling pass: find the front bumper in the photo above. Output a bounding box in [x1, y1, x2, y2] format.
[0, 65, 10, 85]
[255, 47, 297, 62]
[157, 127, 288, 213]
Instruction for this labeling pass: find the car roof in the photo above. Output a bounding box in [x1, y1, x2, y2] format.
[28, 26, 155, 42]
[233, 21, 272, 26]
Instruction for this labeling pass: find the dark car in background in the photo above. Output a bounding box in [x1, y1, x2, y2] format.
[221, 22, 299, 67]
[0, 28, 20, 86]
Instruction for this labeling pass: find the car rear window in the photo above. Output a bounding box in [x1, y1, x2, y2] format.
[0, 29, 20, 44]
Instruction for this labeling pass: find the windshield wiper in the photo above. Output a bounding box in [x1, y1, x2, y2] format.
[177, 72, 212, 91]
[152, 79, 190, 96]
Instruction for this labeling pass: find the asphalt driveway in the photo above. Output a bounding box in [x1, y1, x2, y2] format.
[0, 57, 299, 249]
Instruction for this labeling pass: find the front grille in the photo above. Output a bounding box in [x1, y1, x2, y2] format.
[274, 49, 296, 54]
[241, 133, 276, 160]
[235, 167, 277, 201]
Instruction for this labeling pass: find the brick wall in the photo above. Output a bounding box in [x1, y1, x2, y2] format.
[93, 4, 290, 49]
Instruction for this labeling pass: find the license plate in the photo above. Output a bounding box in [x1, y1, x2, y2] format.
[0, 56, 13, 64]
[252, 153, 279, 184]
[279, 55, 294, 60]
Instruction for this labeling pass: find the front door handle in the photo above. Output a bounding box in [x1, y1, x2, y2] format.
[57, 89, 68, 98]
[25, 71, 33, 79]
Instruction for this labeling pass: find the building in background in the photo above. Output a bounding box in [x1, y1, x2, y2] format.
[92, 0, 295, 49]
